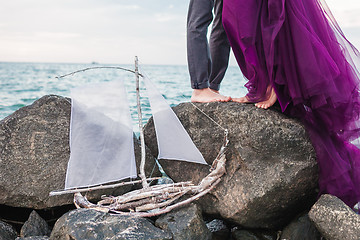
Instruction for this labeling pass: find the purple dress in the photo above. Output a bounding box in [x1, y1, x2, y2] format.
[222, 0, 360, 207]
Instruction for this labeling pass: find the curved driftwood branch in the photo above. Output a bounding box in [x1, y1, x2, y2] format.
[50, 177, 161, 196]
[74, 193, 109, 213]
[55, 66, 143, 79]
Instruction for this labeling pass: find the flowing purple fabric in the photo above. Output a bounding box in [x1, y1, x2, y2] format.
[222, 0, 360, 207]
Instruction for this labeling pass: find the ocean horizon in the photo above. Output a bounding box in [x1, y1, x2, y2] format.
[0, 61, 248, 131]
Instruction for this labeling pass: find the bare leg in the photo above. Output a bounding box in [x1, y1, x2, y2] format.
[191, 88, 232, 103]
[255, 87, 277, 109]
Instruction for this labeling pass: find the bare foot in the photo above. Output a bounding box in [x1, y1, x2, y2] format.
[232, 96, 250, 103]
[191, 88, 231, 103]
[255, 87, 277, 109]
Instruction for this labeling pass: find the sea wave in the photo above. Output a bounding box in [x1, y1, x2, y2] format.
[0, 62, 248, 130]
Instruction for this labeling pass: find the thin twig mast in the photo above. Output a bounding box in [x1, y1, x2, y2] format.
[135, 56, 149, 189]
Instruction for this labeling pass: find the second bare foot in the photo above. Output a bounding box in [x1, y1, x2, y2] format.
[254, 87, 277, 109]
[232, 96, 250, 103]
[191, 88, 231, 103]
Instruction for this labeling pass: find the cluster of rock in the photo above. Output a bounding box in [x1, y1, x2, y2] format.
[0, 95, 359, 240]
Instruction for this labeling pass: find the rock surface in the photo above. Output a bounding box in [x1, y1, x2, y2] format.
[0, 220, 17, 240]
[232, 228, 278, 240]
[144, 102, 318, 229]
[20, 211, 50, 238]
[0, 95, 159, 209]
[0, 95, 72, 208]
[206, 219, 230, 240]
[155, 203, 211, 240]
[308, 194, 360, 240]
[50, 208, 172, 240]
[16, 237, 49, 240]
[280, 213, 321, 240]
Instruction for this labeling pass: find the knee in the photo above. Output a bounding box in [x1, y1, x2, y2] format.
[187, 17, 213, 37]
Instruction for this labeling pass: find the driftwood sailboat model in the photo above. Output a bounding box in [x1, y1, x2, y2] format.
[50, 57, 228, 217]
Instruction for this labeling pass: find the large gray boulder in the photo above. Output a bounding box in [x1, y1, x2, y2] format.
[144, 102, 318, 229]
[0, 95, 159, 209]
[50, 208, 172, 240]
[155, 203, 211, 240]
[309, 194, 360, 240]
[0, 95, 72, 208]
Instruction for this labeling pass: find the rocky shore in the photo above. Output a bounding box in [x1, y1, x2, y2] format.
[0, 95, 359, 240]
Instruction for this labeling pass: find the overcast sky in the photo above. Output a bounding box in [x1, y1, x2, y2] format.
[0, 0, 359, 65]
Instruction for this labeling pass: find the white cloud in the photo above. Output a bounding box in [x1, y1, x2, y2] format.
[0, 0, 358, 65]
[325, 0, 360, 27]
[326, 0, 360, 11]
[35, 32, 82, 39]
[0, 0, 190, 64]
[325, 8, 360, 28]
[155, 13, 181, 22]
[122, 4, 140, 10]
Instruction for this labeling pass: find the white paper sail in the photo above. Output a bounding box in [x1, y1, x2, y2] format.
[143, 76, 207, 165]
[65, 80, 137, 190]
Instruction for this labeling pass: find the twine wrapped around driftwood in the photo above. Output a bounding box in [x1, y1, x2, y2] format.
[74, 131, 228, 217]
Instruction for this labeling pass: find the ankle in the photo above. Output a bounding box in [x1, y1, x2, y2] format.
[193, 88, 210, 95]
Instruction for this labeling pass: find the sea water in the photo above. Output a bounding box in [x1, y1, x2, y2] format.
[0, 62, 248, 132]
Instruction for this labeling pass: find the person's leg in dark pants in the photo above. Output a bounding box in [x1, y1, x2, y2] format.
[187, 0, 231, 102]
[209, 0, 231, 92]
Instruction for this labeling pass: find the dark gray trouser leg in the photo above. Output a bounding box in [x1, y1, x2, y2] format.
[209, 0, 230, 91]
[187, 0, 230, 90]
[187, 0, 214, 89]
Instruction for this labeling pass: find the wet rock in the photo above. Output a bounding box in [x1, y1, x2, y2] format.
[144, 102, 318, 229]
[50, 208, 172, 240]
[308, 194, 360, 240]
[280, 213, 321, 240]
[155, 203, 211, 240]
[0, 220, 17, 240]
[20, 211, 50, 238]
[0, 95, 159, 209]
